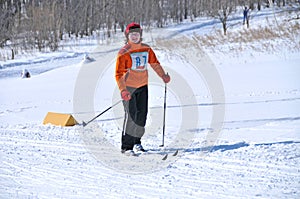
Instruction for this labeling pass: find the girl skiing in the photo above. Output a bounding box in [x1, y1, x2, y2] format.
[115, 22, 170, 155]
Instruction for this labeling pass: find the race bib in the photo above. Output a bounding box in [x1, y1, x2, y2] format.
[130, 52, 148, 71]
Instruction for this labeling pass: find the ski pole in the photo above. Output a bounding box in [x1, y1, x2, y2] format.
[160, 82, 167, 147]
[82, 100, 122, 127]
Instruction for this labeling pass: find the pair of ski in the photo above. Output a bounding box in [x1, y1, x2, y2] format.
[125, 149, 179, 160]
[162, 149, 179, 160]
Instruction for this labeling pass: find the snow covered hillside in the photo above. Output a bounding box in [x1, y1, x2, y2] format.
[1, 7, 300, 199]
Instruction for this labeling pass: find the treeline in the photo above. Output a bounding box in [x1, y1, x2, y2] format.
[0, 0, 294, 52]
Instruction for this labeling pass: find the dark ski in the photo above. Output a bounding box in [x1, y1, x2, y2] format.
[131, 149, 179, 160]
[162, 150, 179, 160]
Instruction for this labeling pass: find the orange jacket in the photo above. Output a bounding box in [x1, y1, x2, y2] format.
[115, 42, 165, 91]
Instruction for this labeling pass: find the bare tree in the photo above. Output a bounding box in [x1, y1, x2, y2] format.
[2, 0, 295, 54]
[0, 0, 18, 47]
[209, 0, 236, 35]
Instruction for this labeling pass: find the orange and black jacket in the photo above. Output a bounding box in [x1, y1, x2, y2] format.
[115, 42, 166, 91]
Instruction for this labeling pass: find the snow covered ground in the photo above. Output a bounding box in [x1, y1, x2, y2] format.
[1, 7, 300, 199]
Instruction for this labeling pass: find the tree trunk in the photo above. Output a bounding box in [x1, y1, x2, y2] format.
[184, 0, 188, 20]
[11, 49, 15, 60]
[222, 21, 227, 35]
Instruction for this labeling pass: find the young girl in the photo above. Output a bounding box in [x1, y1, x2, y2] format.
[115, 22, 170, 155]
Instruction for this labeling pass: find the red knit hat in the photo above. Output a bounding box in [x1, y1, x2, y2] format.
[125, 22, 142, 38]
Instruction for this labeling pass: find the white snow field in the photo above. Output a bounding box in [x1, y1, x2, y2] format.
[1, 7, 300, 199]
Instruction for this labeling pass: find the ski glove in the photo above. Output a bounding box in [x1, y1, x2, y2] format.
[121, 89, 131, 101]
[162, 74, 171, 83]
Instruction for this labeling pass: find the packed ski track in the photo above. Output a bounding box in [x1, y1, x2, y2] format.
[1, 8, 300, 199]
[1, 122, 299, 198]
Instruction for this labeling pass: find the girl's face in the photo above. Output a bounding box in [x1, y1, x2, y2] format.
[128, 32, 141, 43]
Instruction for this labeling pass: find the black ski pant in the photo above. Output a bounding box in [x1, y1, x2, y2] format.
[121, 85, 148, 150]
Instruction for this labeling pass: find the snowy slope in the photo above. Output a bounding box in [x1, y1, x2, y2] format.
[1, 7, 300, 199]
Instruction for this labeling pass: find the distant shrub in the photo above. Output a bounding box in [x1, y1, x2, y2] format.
[193, 17, 300, 54]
